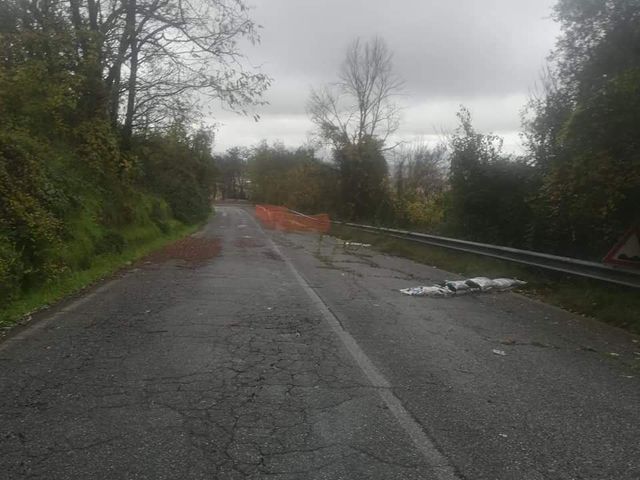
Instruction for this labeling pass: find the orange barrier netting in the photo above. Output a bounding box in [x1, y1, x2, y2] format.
[255, 205, 330, 233]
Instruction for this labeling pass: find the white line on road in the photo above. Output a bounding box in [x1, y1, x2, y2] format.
[239, 207, 461, 480]
[0, 278, 120, 353]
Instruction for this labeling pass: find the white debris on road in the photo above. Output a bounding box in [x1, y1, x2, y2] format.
[443, 280, 474, 292]
[343, 241, 372, 247]
[399, 286, 454, 297]
[467, 277, 527, 291]
[400, 277, 526, 297]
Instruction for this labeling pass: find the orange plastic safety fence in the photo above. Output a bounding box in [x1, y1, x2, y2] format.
[255, 205, 330, 233]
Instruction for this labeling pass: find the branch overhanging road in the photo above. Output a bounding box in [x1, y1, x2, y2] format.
[1, 206, 639, 479]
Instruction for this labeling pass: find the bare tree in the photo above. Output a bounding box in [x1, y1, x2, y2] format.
[61, 0, 270, 143]
[308, 37, 403, 148]
[121, 0, 271, 144]
[215, 147, 249, 199]
[391, 142, 448, 198]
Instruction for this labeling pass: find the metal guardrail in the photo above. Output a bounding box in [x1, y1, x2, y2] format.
[331, 220, 640, 289]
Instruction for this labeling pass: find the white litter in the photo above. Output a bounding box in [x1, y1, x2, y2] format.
[492, 349, 507, 356]
[344, 241, 371, 247]
[399, 286, 453, 297]
[465, 277, 495, 290]
[489, 278, 527, 290]
[465, 277, 526, 291]
[400, 277, 526, 297]
[443, 280, 476, 293]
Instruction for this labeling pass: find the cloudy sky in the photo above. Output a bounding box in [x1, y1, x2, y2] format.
[211, 0, 560, 153]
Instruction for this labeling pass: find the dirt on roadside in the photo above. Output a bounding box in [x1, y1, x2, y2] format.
[143, 236, 222, 266]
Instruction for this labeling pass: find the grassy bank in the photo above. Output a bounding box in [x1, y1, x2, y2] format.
[331, 224, 640, 334]
[0, 220, 201, 331]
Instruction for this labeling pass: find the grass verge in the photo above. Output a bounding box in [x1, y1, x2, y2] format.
[0, 221, 201, 332]
[331, 224, 640, 334]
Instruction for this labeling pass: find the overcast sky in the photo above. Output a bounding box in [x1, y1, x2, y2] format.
[210, 0, 560, 154]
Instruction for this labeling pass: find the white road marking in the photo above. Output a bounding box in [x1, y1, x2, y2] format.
[0, 281, 118, 353]
[239, 206, 460, 480]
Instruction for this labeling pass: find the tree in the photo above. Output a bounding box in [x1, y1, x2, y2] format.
[393, 143, 447, 199]
[1, 0, 270, 143]
[523, 0, 640, 257]
[552, 0, 640, 99]
[307, 37, 403, 148]
[392, 143, 448, 229]
[333, 136, 390, 220]
[246, 143, 338, 213]
[216, 147, 249, 199]
[307, 37, 402, 220]
[133, 125, 217, 223]
[105, 0, 271, 145]
[448, 107, 536, 246]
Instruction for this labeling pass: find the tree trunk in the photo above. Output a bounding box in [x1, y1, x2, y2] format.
[122, 0, 137, 147]
[122, 39, 138, 147]
[106, 0, 131, 126]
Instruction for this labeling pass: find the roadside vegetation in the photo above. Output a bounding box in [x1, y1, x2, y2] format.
[0, 222, 198, 329]
[0, 0, 268, 326]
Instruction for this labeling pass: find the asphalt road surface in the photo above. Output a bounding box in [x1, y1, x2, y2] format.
[1, 206, 639, 480]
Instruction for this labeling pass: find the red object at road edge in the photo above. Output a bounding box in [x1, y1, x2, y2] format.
[255, 205, 330, 234]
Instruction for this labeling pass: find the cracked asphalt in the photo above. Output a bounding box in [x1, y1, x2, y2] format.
[1, 206, 639, 479]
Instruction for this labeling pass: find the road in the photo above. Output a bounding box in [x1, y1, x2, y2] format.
[1, 206, 639, 480]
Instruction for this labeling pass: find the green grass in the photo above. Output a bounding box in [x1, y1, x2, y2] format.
[331, 224, 640, 334]
[0, 221, 200, 331]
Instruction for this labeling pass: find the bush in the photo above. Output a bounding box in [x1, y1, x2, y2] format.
[0, 129, 64, 289]
[446, 108, 537, 247]
[95, 231, 127, 255]
[0, 235, 23, 301]
[0, 120, 212, 306]
[134, 128, 215, 224]
[403, 196, 445, 230]
[334, 136, 389, 221]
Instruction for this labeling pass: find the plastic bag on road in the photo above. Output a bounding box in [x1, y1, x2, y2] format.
[400, 277, 526, 298]
[443, 280, 477, 293]
[465, 277, 526, 291]
[491, 278, 527, 290]
[465, 277, 494, 290]
[344, 241, 372, 247]
[399, 286, 453, 297]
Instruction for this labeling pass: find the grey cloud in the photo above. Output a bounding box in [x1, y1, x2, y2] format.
[213, 0, 559, 152]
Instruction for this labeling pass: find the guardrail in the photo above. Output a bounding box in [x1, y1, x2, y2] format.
[331, 220, 640, 289]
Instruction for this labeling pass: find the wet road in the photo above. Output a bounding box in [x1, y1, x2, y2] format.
[1, 206, 639, 479]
